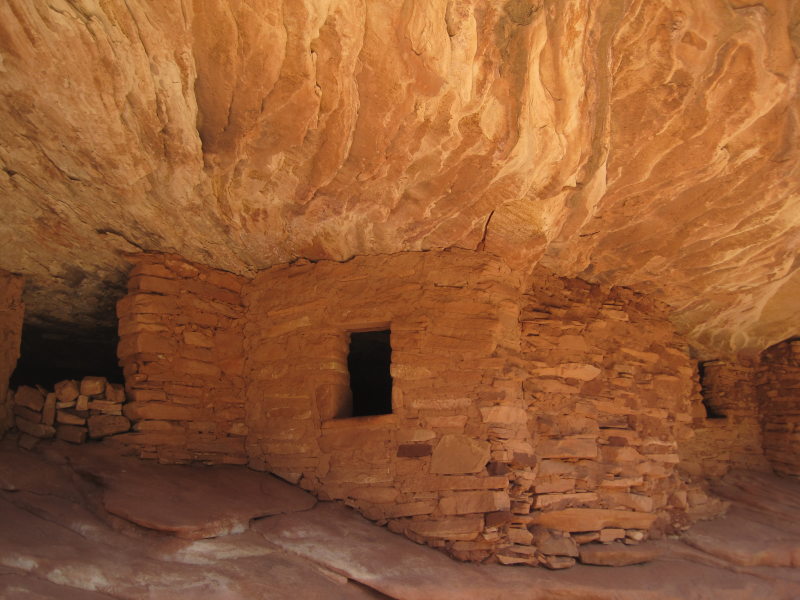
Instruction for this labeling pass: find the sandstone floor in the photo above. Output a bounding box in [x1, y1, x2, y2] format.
[1, 437, 798, 600]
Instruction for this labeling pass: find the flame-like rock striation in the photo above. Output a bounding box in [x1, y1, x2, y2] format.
[0, 0, 798, 357]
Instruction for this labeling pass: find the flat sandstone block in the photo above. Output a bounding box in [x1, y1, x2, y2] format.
[80, 377, 107, 397]
[88, 415, 131, 438]
[54, 380, 80, 403]
[15, 418, 55, 439]
[98, 460, 316, 539]
[14, 386, 45, 412]
[579, 542, 661, 566]
[528, 508, 657, 532]
[430, 435, 490, 475]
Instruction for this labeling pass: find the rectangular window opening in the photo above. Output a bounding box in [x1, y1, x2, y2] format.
[698, 361, 726, 419]
[347, 329, 393, 417]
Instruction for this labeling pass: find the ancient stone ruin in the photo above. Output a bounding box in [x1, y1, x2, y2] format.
[0, 1, 799, 597]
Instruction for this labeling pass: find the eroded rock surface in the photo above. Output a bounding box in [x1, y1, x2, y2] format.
[0, 1, 797, 356]
[0, 437, 798, 599]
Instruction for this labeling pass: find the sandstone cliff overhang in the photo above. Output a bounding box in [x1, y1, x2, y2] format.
[0, 1, 798, 362]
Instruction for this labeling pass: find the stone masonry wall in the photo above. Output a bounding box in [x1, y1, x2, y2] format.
[115, 254, 248, 464]
[757, 338, 800, 477]
[0, 268, 24, 438]
[514, 267, 716, 562]
[243, 250, 529, 562]
[110, 250, 724, 566]
[680, 360, 770, 479]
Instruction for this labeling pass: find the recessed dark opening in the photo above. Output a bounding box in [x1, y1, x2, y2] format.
[347, 329, 393, 417]
[698, 361, 726, 419]
[10, 322, 124, 389]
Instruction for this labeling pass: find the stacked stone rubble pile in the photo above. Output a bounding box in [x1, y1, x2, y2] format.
[11, 376, 130, 447]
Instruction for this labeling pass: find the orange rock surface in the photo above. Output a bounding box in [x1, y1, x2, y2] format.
[0, 1, 797, 357]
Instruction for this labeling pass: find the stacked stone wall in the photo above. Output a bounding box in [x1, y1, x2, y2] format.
[757, 339, 800, 477]
[0, 268, 24, 437]
[679, 360, 770, 478]
[110, 249, 730, 565]
[115, 254, 248, 464]
[243, 250, 530, 562]
[514, 267, 717, 559]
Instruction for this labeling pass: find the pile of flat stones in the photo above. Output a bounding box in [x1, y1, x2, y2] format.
[12, 376, 130, 447]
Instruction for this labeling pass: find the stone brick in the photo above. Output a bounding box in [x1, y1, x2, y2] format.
[124, 402, 204, 421]
[89, 400, 123, 415]
[538, 437, 598, 459]
[54, 380, 79, 403]
[42, 393, 56, 426]
[397, 444, 432, 458]
[598, 528, 626, 543]
[80, 377, 107, 397]
[528, 509, 657, 532]
[14, 386, 45, 411]
[15, 418, 55, 439]
[384, 500, 437, 518]
[13, 404, 41, 423]
[430, 435, 490, 474]
[56, 409, 87, 425]
[118, 332, 174, 357]
[529, 526, 579, 557]
[405, 516, 484, 540]
[88, 415, 131, 438]
[439, 491, 510, 515]
[480, 405, 527, 425]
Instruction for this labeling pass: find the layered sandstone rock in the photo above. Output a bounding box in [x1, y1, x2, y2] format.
[0, 270, 23, 437]
[0, 1, 797, 358]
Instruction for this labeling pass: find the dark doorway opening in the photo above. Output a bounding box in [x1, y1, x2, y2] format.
[10, 322, 123, 389]
[347, 330, 393, 417]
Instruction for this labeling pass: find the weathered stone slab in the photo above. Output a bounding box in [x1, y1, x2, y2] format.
[42, 393, 56, 425]
[404, 516, 484, 540]
[57, 409, 87, 426]
[538, 437, 598, 459]
[528, 509, 657, 532]
[579, 542, 661, 566]
[14, 386, 45, 411]
[439, 491, 510, 515]
[88, 415, 131, 438]
[430, 435, 490, 474]
[95, 458, 316, 539]
[15, 418, 55, 439]
[80, 376, 107, 396]
[54, 380, 80, 403]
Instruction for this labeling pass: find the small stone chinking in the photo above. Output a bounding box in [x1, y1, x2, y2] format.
[10, 376, 130, 448]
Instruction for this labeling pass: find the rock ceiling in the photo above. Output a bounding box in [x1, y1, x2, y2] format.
[0, 0, 798, 358]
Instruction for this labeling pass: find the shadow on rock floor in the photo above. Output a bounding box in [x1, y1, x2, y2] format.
[0, 436, 798, 600]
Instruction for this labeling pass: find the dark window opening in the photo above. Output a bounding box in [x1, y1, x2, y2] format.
[698, 361, 726, 419]
[347, 329, 393, 417]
